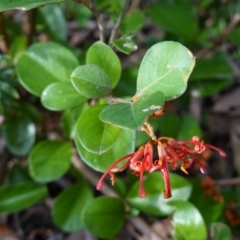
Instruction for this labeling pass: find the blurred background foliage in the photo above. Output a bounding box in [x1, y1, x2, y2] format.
[0, 0, 240, 239]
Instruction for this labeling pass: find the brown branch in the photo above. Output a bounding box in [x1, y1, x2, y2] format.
[109, 0, 132, 44]
[76, 0, 105, 42]
[71, 153, 167, 240]
[196, 14, 240, 59]
[22, 9, 37, 45]
[0, 13, 9, 53]
[215, 178, 240, 186]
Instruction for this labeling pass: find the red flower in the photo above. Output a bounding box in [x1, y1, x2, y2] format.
[96, 136, 226, 199]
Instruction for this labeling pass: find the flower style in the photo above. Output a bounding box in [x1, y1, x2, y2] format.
[96, 136, 226, 199]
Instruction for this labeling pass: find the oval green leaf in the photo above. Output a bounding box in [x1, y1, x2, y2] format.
[100, 91, 164, 130]
[81, 196, 125, 238]
[0, 0, 66, 11]
[76, 104, 123, 154]
[52, 182, 93, 232]
[17, 42, 79, 96]
[147, 3, 198, 41]
[126, 172, 192, 216]
[39, 4, 67, 41]
[71, 64, 112, 98]
[41, 82, 87, 111]
[169, 200, 207, 240]
[210, 222, 231, 240]
[75, 129, 135, 172]
[2, 116, 36, 156]
[135, 41, 195, 100]
[120, 11, 145, 34]
[86, 41, 121, 88]
[0, 182, 47, 213]
[112, 37, 138, 55]
[28, 140, 72, 182]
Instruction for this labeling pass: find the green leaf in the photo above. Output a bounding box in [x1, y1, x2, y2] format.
[112, 37, 138, 55]
[17, 42, 79, 96]
[75, 129, 135, 172]
[158, 114, 181, 138]
[120, 11, 145, 34]
[2, 116, 36, 156]
[210, 222, 231, 240]
[41, 82, 87, 111]
[9, 164, 32, 184]
[9, 35, 27, 63]
[71, 64, 112, 98]
[28, 140, 72, 182]
[81, 196, 125, 238]
[147, 3, 198, 41]
[189, 79, 231, 97]
[190, 57, 232, 80]
[0, 0, 66, 11]
[126, 172, 192, 216]
[39, 4, 67, 41]
[86, 41, 121, 88]
[177, 115, 202, 140]
[52, 182, 93, 232]
[0, 182, 47, 213]
[76, 104, 123, 154]
[100, 91, 164, 130]
[189, 178, 224, 227]
[0, 81, 19, 99]
[169, 200, 207, 240]
[136, 41, 195, 100]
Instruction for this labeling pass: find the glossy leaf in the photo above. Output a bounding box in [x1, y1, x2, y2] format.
[17, 42, 79, 96]
[76, 104, 123, 154]
[81, 196, 125, 238]
[41, 82, 87, 111]
[0, 182, 47, 213]
[75, 129, 135, 172]
[39, 4, 67, 41]
[2, 116, 36, 156]
[126, 172, 192, 216]
[100, 91, 164, 130]
[120, 11, 145, 34]
[86, 41, 121, 88]
[169, 200, 207, 240]
[28, 140, 72, 182]
[147, 3, 198, 41]
[52, 182, 93, 232]
[0, 0, 66, 11]
[135, 41, 195, 100]
[112, 37, 138, 55]
[210, 222, 231, 240]
[71, 64, 112, 98]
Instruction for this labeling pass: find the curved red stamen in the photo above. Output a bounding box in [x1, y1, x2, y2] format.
[204, 143, 226, 157]
[139, 144, 152, 197]
[96, 153, 133, 190]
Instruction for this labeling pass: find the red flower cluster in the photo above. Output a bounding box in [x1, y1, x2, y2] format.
[96, 136, 226, 199]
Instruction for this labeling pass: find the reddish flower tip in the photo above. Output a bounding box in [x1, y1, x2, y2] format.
[139, 190, 146, 198]
[96, 182, 103, 190]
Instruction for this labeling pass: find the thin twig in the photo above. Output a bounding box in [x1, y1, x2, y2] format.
[76, 0, 105, 41]
[23, 9, 37, 45]
[109, 0, 132, 44]
[215, 178, 240, 186]
[196, 14, 240, 59]
[71, 154, 167, 240]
